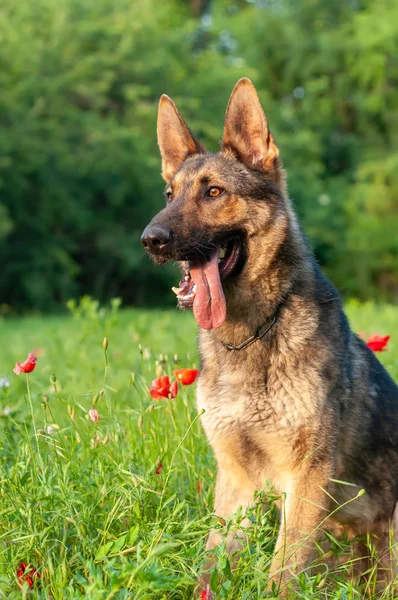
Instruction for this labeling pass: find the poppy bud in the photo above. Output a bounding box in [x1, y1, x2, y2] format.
[50, 373, 57, 383]
[92, 393, 99, 405]
[103, 337, 108, 351]
[131, 372, 135, 385]
[89, 407, 100, 423]
[99, 389, 104, 396]
[91, 434, 101, 447]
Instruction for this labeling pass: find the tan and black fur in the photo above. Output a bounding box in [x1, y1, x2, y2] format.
[141, 78, 398, 595]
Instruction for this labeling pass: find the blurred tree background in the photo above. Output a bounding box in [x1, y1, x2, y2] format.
[0, 0, 397, 312]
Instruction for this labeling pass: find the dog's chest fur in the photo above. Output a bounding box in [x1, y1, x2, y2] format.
[197, 329, 326, 491]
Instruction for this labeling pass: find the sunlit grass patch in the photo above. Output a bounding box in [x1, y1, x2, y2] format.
[0, 299, 397, 598]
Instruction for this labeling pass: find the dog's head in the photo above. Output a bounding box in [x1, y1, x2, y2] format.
[141, 78, 288, 330]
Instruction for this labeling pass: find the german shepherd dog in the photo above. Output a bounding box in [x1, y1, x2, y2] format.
[141, 78, 398, 595]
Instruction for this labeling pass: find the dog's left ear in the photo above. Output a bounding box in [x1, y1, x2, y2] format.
[222, 78, 279, 173]
[157, 95, 206, 183]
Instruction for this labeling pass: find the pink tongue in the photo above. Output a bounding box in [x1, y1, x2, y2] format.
[190, 250, 226, 330]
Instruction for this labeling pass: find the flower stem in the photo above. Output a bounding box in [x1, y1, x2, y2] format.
[26, 374, 40, 457]
[103, 345, 108, 389]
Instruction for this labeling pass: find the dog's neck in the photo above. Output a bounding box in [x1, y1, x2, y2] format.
[206, 208, 315, 349]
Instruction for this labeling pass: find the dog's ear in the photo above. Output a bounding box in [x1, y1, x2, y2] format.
[222, 78, 279, 173]
[157, 95, 206, 183]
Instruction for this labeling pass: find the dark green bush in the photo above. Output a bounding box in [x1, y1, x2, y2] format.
[0, 0, 397, 310]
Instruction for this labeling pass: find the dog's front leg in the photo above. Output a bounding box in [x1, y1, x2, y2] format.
[198, 461, 256, 594]
[268, 463, 332, 595]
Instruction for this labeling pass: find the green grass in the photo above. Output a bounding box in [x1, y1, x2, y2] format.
[0, 298, 397, 599]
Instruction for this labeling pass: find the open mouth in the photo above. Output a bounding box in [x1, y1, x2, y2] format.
[171, 238, 242, 330]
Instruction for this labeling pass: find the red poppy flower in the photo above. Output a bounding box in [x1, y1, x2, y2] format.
[366, 334, 390, 352]
[155, 462, 163, 475]
[13, 353, 37, 375]
[17, 562, 41, 589]
[149, 376, 178, 399]
[201, 587, 213, 600]
[173, 368, 199, 385]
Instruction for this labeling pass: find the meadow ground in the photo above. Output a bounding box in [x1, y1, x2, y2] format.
[0, 298, 397, 599]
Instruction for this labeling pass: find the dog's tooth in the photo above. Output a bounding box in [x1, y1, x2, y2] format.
[218, 247, 227, 259]
[172, 286, 183, 296]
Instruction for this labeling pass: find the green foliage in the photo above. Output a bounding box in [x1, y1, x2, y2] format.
[0, 0, 397, 310]
[0, 303, 397, 597]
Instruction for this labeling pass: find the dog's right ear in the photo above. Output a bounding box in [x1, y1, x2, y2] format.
[157, 95, 206, 183]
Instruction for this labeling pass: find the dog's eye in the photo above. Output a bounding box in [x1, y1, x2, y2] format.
[166, 192, 173, 202]
[207, 187, 224, 198]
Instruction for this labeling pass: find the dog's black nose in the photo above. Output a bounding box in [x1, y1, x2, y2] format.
[140, 224, 171, 254]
